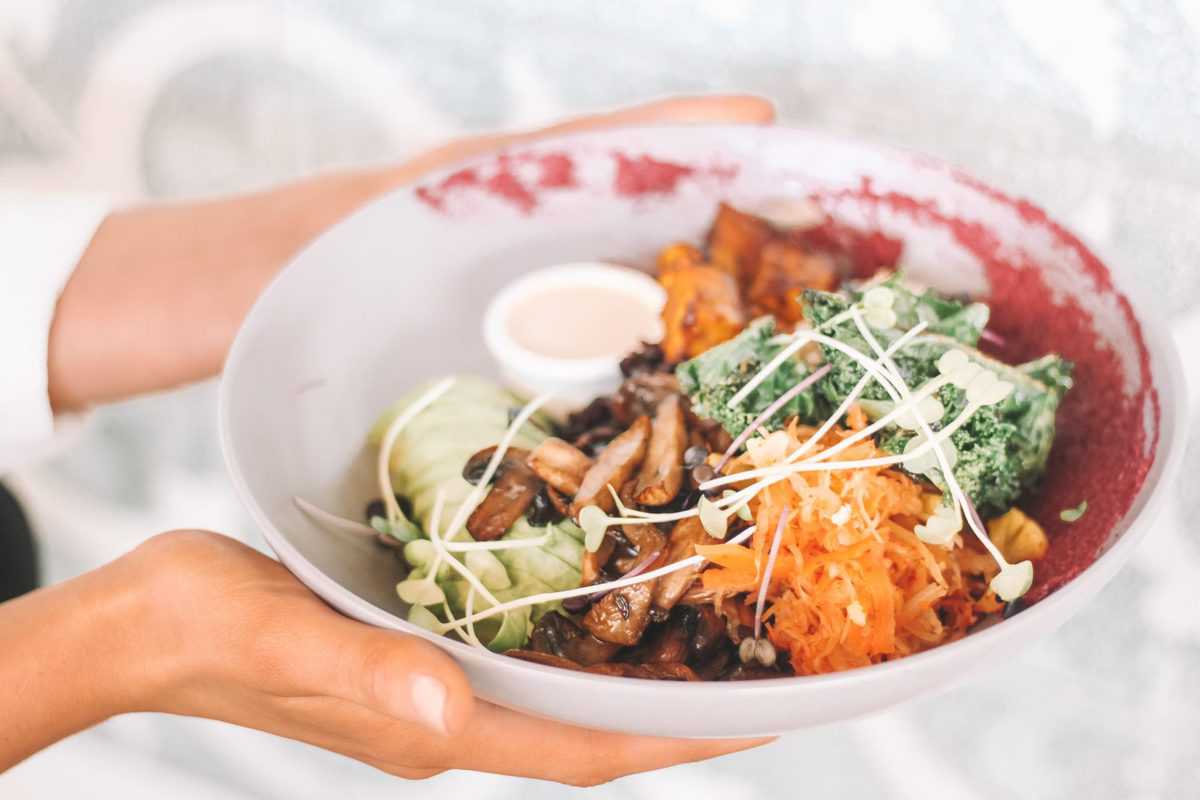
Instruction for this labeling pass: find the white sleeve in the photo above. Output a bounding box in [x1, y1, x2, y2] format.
[0, 191, 110, 474]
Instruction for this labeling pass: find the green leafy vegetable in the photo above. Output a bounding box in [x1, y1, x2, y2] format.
[802, 283, 1073, 516]
[676, 317, 819, 438]
[1060, 500, 1088, 522]
[869, 275, 990, 346]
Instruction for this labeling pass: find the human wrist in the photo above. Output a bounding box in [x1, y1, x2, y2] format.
[0, 559, 160, 768]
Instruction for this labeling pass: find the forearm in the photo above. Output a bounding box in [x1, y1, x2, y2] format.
[0, 562, 148, 770]
[46, 169, 396, 412]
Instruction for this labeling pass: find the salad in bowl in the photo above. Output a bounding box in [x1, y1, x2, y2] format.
[220, 125, 1182, 736]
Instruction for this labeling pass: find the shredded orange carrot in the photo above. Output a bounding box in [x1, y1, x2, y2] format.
[701, 423, 995, 675]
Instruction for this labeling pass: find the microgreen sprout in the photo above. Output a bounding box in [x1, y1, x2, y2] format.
[1060, 500, 1088, 523]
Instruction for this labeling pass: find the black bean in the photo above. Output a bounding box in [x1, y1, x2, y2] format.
[365, 494, 412, 522]
[683, 445, 709, 469]
[1002, 598, 1026, 619]
[365, 499, 385, 521]
[526, 488, 564, 526]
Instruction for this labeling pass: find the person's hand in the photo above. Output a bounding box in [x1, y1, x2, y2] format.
[48, 94, 775, 411]
[0, 531, 770, 784]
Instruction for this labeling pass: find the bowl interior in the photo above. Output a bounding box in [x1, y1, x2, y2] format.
[219, 125, 1181, 734]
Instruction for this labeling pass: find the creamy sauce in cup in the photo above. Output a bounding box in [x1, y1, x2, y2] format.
[482, 262, 666, 416]
[507, 284, 661, 359]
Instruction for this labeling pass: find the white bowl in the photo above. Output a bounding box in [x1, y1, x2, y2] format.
[219, 125, 1186, 738]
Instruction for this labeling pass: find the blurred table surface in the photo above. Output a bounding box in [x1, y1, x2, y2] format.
[2, 3, 1198, 798]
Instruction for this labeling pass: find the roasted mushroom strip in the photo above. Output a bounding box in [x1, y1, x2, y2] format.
[580, 535, 616, 585]
[527, 437, 593, 496]
[652, 517, 721, 613]
[633, 394, 687, 506]
[464, 446, 539, 541]
[570, 415, 650, 516]
[612, 523, 667, 575]
[528, 611, 621, 666]
[583, 581, 655, 646]
[584, 662, 699, 681]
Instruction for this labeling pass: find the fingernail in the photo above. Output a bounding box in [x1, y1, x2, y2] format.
[410, 675, 449, 735]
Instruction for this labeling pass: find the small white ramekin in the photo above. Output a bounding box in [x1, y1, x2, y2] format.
[482, 262, 666, 418]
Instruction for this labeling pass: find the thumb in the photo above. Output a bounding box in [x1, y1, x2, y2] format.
[303, 613, 476, 737]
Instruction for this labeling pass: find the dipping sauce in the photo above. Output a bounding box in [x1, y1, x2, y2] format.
[507, 284, 661, 359]
[483, 262, 666, 417]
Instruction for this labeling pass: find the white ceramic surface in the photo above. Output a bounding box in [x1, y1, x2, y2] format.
[219, 125, 1186, 739]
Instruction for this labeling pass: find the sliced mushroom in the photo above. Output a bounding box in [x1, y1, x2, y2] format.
[565, 633, 623, 666]
[582, 580, 655, 646]
[527, 437, 593, 496]
[465, 447, 539, 542]
[642, 614, 691, 664]
[580, 535, 616, 585]
[544, 486, 571, 518]
[633, 394, 687, 506]
[583, 662, 699, 681]
[613, 523, 667, 575]
[505, 650, 583, 671]
[694, 648, 732, 680]
[570, 416, 651, 517]
[687, 604, 727, 663]
[615, 373, 681, 422]
[652, 517, 721, 613]
[528, 611, 621, 666]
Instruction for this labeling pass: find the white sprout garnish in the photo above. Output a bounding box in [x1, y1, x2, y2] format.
[753, 507, 790, 642]
[847, 311, 1029, 600]
[377, 377, 456, 526]
[433, 525, 757, 633]
[293, 496, 378, 538]
[441, 392, 554, 541]
[726, 305, 862, 408]
[698, 495, 729, 539]
[714, 362, 832, 472]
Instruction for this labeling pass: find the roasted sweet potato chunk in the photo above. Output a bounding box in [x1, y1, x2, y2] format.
[656, 241, 704, 276]
[570, 416, 650, 517]
[746, 239, 838, 324]
[634, 394, 687, 506]
[659, 264, 745, 362]
[653, 517, 721, 613]
[706, 202, 772, 287]
[527, 437, 592, 496]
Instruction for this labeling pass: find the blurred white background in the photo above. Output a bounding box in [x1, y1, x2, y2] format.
[2, 2, 1199, 798]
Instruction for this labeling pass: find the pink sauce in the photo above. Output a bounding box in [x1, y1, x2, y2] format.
[507, 285, 659, 360]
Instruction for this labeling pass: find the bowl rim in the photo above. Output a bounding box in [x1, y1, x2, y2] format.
[218, 123, 1188, 699]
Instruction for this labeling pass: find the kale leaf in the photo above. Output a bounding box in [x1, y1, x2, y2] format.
[676, 317, 819, 438]
[802, 284, 1072, 516]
